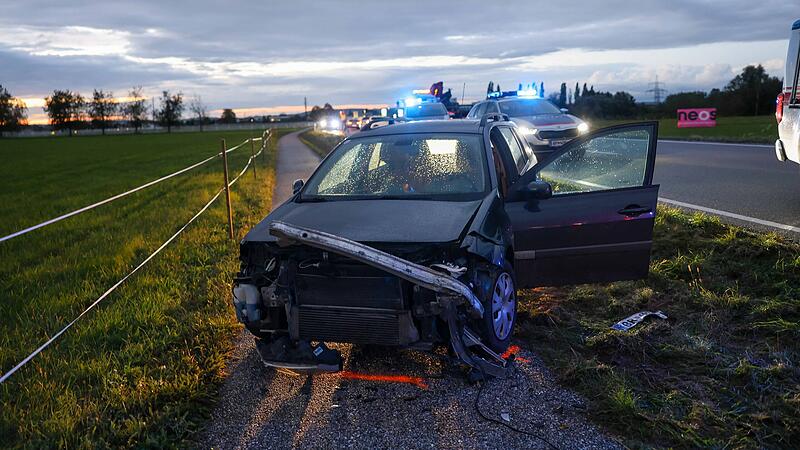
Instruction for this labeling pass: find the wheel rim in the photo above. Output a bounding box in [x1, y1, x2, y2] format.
[491, 272, 516, 340]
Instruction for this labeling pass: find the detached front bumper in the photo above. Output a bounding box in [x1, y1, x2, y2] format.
[233, 221, 510, 378]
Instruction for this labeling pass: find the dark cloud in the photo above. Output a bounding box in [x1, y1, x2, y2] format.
[0, 0, 794, 112]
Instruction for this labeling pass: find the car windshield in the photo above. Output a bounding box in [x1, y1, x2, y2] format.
[405, 103, 447, 119]
[498, 99, 561, 117]
[302, 133, 487, 200]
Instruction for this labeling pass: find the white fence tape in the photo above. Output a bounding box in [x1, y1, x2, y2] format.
[0, 143, 266, 384]
[0, 136, 258, 244]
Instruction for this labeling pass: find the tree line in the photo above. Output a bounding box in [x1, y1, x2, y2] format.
[0, 86, 249, 137]
[39, 88, 187, 136]
[487, 64, 783, 120]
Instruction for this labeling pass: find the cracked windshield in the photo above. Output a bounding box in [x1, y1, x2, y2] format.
[304, 134, 487, 198]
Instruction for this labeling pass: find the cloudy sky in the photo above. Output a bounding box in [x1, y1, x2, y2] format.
[0, 0, 795, 123]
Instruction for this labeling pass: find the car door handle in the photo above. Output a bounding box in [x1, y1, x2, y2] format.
[617, 205, 652, 217]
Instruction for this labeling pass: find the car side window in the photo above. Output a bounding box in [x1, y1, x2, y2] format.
[537, 128, 652, 195]
[485, 102, 499, 114]
[498, 127, 527, 174]
[475, 102, 486, 119]
[489, 128, 519, 186]
[510, 128, 536, 166]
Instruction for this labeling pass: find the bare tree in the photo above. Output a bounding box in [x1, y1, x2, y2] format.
[157, 90, 183, 133]
[123, 86, 147, 133]
[88, 89, 117, 135]
[0, 85, 27, 137]
[189, 96, 208, 131]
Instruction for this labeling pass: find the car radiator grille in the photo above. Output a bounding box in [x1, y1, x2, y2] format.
[298, 307, 401, 346]
[538, 128, 579, 140]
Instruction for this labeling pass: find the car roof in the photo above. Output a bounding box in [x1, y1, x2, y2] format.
[354, 119, 497, 138]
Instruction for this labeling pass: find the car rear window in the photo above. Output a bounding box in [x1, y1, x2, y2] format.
[405, 103, 448, 118]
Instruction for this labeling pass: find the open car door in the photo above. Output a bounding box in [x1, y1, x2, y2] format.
[505, 122, 659, 288]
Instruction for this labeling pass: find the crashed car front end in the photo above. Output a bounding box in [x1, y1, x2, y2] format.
[233, 217, 511, 378]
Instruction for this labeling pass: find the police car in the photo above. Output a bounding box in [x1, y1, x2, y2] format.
[776, 19, 800, 166]
[467, 87, 589, 158]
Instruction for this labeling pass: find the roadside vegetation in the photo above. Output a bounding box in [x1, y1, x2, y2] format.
[594, 115, 777, 144]
[516, 207, 800, 449]
[0, 129, 291, 448]
[298, 129, 344, 157]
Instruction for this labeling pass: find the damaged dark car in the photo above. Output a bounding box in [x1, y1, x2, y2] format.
[234, 116, 660, 378]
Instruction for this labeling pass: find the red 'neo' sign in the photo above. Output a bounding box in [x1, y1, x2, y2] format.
[677, 108, 717, 128]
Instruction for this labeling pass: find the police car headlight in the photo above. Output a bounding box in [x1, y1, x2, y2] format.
[519, 127, 538, 136]
[319, 119, 328, 128]
[577, 122, 589, 134]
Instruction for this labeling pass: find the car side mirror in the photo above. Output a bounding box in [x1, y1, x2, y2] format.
[560, 108, 569, 113]
[522, 180, 552, 199]
[292, 179, 304, 194]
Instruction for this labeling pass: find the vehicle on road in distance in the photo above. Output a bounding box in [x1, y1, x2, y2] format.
[317, 116, 344, 133]
[404, 102, 450, 122]
[468, 91, 589, 159]
[776, 19, 800, 166]
[233, 116, 661, 378]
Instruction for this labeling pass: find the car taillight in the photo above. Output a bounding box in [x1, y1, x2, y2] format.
[776, 92, 785, 124]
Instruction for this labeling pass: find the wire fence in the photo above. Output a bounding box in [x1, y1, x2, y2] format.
[1, 136, 253, 243]
[0, 129, 275, 384]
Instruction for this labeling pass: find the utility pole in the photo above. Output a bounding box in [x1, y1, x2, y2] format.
[461, 83, 466, 105]
[646, 76, 667, 104]
[304, 96, 308, 119]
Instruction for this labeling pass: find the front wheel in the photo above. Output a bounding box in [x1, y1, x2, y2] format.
[474, 262, 517, 353]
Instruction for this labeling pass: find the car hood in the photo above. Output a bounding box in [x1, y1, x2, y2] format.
[512, 114, 579, 128]
[244, 198, 483, 244]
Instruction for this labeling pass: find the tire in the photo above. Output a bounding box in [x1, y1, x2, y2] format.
[473, 261, 517, 354]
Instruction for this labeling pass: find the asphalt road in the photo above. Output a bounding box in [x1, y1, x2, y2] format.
[654, 140, 800, 236]
[198, 130, 620, 450]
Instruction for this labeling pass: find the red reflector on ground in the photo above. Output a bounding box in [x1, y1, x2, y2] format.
[501, 345, 530, 363]
[337, 371, 429, 389]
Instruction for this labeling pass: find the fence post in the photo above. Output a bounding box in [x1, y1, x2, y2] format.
[221, 139, 234, 240]
[262, 129, 268, 163]
[250, 135, 257, 179]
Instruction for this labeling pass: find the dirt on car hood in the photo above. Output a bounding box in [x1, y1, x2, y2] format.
[244, 198, 484, 244]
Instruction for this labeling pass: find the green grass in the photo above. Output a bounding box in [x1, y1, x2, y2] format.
[0, 130, 289, 448]
[516, 207, 800, 449]
[298, 129, 344, 157]
[593, 115, 777, 144]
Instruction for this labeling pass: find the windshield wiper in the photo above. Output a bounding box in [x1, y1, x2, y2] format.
[373, 194, 434, 200]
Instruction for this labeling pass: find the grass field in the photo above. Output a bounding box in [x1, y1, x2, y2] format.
[593, 115, 777, 144]
[0, 130, 289, 448]
[298, 129, 344, 157]
[517, 209, 800, 448]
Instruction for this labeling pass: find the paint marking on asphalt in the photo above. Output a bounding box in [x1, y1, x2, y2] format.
[659, 139, 772, 148]
[659, 197, 800, 233]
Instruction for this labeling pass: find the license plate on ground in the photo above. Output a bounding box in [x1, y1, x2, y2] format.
[549, 139, 569, 147]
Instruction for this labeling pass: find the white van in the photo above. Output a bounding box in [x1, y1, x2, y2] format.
[776, 19, 800, 165]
